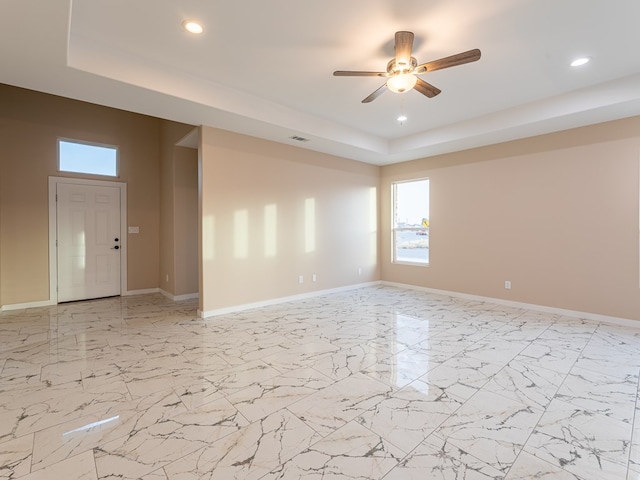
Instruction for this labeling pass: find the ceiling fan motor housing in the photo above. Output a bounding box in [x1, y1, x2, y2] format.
[387, 57, 418, 74]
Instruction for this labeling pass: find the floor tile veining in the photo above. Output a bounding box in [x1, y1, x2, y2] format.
[2, 286, 640, 479]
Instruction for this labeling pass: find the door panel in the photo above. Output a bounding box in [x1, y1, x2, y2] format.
[57, 183, 121, 302]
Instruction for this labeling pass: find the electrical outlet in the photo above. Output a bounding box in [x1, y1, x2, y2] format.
[312, 274, 317, 282]
[358, 267, 362, 276]
[298, 275, 304, 284]
[505, 280, 511, 289]
[166, 274, 169, 283]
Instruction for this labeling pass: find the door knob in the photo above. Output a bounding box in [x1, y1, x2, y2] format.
[112, 245, 120, 250]
[114, 237, 119, 242]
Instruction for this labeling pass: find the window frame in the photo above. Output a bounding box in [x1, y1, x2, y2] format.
[57, 138, 120, 178]
[392, 178, 430, 266]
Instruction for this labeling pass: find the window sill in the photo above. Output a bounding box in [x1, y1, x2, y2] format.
[392, 260, 430, 267]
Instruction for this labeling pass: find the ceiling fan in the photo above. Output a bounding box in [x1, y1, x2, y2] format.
[334, 31, 481, 103]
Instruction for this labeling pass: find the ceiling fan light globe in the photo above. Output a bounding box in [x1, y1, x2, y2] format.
[387, 73, 417, 93]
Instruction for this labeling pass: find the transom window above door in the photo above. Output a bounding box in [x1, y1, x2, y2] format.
[58, 139, 118, 177]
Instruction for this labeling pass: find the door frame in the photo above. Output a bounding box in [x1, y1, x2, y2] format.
[48, 176, 128, 304]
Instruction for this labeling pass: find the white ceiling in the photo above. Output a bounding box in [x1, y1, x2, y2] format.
[2, 0, 640, 165]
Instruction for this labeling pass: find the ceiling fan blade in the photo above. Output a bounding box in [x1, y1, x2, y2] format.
[394, 31, 414, 68]
[416, 48, 481, 74]
[333, 70, 389, 77]
[362, 84, 387, 103]
[414, 78, 441, 98]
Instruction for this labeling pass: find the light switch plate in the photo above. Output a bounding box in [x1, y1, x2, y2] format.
[128, 226, 140, 234]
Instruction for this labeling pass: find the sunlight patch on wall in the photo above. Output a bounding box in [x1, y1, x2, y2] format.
[234, 209, 249, 259]
[305, 198, 316, 253]
[203, 215, 215, 261]
[264, 204, 277, 257]
[369, 187, 378, 263]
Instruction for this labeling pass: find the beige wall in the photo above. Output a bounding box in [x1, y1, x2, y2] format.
[381, 117, 640, 320]
[4, 83, 640, 321]
[199, 127, 380, 313]
[158, 121, 198, 296]
[0, 84, 176, 306]
[174, 146, 198, 296]
[0, 138, 3, 307]
[159, 120, 198, 297]
[159, 122, 177, 295]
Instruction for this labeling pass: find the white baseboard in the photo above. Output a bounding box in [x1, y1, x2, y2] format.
[382, 281, 640, 328]
[7, 281, 633, 330]
[0, 299, 56, 312]
[198, 281, 381, 318]
[0, 289, 197, 312]
[122, 288, 160, 296]
[160, 289, 199, 301]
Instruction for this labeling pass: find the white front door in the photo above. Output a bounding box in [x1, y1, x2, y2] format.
[56, 182, 121, 302]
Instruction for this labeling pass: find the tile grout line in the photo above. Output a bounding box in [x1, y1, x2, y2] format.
[625, 364, 640, 475]
[433, 315, 550, 478]
[3, 288, 640, 478]
[502, 320, 600, 478]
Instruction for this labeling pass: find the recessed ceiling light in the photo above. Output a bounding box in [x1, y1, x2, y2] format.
[570, 57, 590, 67]
[397, 115, 408, 123]
[183, 21, 204, 34]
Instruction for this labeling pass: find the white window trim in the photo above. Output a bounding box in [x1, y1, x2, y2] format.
[392, 178, 430, 266]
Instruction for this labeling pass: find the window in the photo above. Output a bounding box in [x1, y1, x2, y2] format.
[392, 178, 429, 264]
[58, 140, 118, 177]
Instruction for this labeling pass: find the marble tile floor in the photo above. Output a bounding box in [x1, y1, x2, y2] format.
[2, 285, 640, 479]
